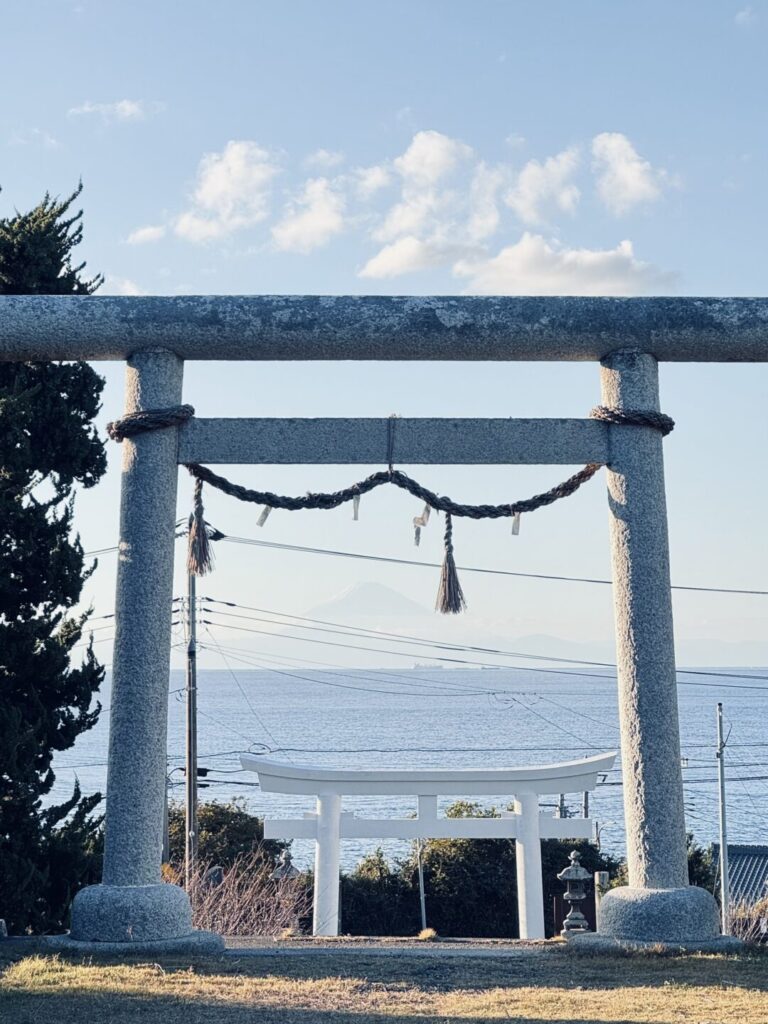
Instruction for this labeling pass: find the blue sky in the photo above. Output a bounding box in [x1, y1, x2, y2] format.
[2, 1, 766, 665]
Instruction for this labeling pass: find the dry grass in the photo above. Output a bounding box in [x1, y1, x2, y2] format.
[166, 855, 312, 937]
[2, 946, 768, 1023]
[729, 896, 768, 944]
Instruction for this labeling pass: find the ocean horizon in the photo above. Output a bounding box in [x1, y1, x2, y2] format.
[52, 666, 768, 872]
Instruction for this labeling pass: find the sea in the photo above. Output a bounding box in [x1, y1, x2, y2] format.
[51, 666, 768, 872]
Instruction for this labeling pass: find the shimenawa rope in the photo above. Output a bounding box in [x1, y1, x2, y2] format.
[107, 404, 674, 613]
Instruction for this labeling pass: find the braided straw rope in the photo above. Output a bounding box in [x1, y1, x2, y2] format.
[106, 404, 195, 442]
[184, 460, 603, 520]
[589, 405, 675, 436]
[106, 402, 674, 605]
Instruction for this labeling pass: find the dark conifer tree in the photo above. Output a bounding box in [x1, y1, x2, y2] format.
[0, 184, 107, 932]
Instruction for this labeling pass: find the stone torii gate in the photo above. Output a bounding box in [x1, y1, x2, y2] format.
[243, 752, 617, 939]
[3, 294, 764, 951]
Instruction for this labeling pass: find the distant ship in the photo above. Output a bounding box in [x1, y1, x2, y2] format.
[480, 666, 501, 670]
[413, 663, 444, 670]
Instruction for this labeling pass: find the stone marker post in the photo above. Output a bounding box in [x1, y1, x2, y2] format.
[597, 349, 720, 943]
[59, 349, 222, 952]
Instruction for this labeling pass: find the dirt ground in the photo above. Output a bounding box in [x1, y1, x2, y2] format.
[2, 939, 766, 1023]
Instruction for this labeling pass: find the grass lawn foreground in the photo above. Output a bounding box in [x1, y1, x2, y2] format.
[2, 944, 768, 1023]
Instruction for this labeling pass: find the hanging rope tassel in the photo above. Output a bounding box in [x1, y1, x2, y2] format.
[435, 512, 466, 614]
[187, 478, 215, 576]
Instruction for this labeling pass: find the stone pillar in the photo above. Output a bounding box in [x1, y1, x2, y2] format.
[53, 350, 222, 953]
[597, 349, 720, 944]
[313, 793, 342, 936]
[514, 794, 545, 940]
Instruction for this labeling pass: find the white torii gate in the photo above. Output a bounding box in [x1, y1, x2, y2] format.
[242, 752, 617, 938]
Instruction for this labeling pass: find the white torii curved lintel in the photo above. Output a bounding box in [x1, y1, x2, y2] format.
[241, 751, 617, 797]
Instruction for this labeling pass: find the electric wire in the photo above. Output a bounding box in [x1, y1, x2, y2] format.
[200, 625, 290, 757]
[83, 532, 766, 596]
[201, 600, 768, 685]
[200, 612, 768, 691]
[216, 533, 768, 596]
[196, 641, 497, 699]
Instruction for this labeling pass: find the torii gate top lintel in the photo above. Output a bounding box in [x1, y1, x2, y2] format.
[244, 752, 618, 796]
[1, 294, 767, 361]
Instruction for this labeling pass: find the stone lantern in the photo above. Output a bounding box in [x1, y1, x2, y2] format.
[557, 850, 592, 935]
[271, 849, 300, 881]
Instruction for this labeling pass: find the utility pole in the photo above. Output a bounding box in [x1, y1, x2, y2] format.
[185, 572, 198, 889]
[163, 767, 170, 864]
[416, 840, 428, 932]
[716, 702, 730, 934]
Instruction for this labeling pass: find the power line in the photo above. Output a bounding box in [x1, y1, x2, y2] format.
[600, 774, 768, 787]
[200, 626, 290, 756]
[83, 531, 767, 596]
[202, 614, 768, 691]
[196, 641, 499, 699]
[199, 638, 504, 694]
[197, 640, 492, 698]
[500, 693, 590, 747]
[204, 600, 617, 668]
[202, 599, 768, 684]
[216, 533, 768, 596]
[201, 616, 617, 680]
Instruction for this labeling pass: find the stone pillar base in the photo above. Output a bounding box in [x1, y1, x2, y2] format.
[565, 932, 743, 954]
[48, 882, 223, 953]
[45, 930, 225, 956]
[597, 885, 722, 944]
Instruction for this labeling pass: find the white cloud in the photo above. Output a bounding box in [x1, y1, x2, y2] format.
[505, 148, 580, 225]
[373, 188, 450, 243]
[8, 128, 59, 149]
[355, 164, 391, 199]
[103, 276, 146, 295]
[591, 132, 663, 215]
[127, 224, 166, 245]
[359, 236, 474, 278]
[175, 140, 279, 242]
[271, 177, 345, 253]
[735, 6, 756, 25]
[467, 162, 504, 242]
[68, 99, 153, 122]
[362, 134, 502, 276]
[371, 131, 473, 244]
[393, 129, 473, 187]
[305, 148, 345, 169]
[454, 233, 677, 296]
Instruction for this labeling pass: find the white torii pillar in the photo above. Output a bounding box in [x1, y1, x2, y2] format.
[514, 794, 546, 940]
[313, 794, 343, 936]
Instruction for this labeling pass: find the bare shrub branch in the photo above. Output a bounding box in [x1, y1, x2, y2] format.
[166, 854, 311, 936]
